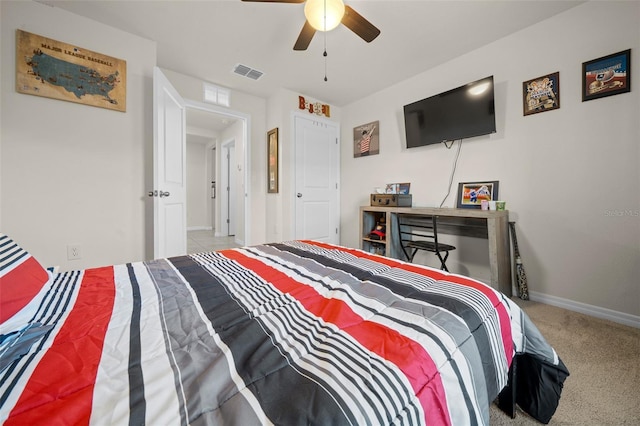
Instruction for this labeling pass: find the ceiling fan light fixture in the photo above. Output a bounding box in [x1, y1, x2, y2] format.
[304, 0, 345, 32]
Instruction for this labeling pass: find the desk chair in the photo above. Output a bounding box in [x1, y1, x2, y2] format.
[395, 214, 456, 271]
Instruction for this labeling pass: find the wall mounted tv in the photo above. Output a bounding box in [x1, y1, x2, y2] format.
[403, 76, 496, 148]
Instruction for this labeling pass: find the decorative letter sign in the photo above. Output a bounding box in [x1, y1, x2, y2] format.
[298, 96, 330, 118]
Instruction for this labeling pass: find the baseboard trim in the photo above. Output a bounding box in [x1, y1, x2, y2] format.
[187, 226, 213, 232]
[528, 291, 640, 329]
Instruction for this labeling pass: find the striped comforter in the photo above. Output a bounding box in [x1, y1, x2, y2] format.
[1, 240, 563, 425]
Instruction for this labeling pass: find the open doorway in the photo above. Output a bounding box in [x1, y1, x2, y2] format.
[184, 101, 249, 254]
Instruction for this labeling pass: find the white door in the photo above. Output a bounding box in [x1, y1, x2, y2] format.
[153, 67, 187, 258]
[294, 115, 340, 244]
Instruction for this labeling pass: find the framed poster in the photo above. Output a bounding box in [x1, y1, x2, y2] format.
[582, 49, 631, 101]
[267, 128, 279, 193]
[16, 29, 126, 112]
[523, 72, 560, 116]
[456, 181, 499, 209]
[353, 120, 379, 157]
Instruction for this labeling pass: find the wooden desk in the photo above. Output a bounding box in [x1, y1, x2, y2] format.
[360, 206, 512, 295]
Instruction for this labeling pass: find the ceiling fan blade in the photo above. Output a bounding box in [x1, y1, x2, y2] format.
[293, 21, 316, 51]
[241, 0, 305, 3]
[341, 5, 380, 43]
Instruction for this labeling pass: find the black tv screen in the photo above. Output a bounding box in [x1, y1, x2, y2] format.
[404, 76, 496, 148]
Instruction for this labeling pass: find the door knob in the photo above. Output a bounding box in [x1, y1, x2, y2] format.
[148, 190, 157, 197]
[159, 191, 170, 198]
[297, 193, 302, 198]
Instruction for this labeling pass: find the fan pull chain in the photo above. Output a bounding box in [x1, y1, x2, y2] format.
[324, 35, 328, 82]
[323, 0, 328, 82]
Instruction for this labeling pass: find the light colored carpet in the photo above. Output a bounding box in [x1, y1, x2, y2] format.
[489, 300, 640, 425]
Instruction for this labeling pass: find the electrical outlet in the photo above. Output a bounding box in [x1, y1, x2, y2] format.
[67, 244, 82, 260]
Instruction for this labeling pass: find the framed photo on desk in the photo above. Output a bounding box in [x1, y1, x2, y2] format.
[457, 181, 499, 208]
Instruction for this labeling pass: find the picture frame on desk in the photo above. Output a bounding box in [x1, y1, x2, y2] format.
[457, 181, 499, 209]
[385, 182, 410, 194]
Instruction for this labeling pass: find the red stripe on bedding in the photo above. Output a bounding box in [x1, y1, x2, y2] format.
[223, 249, 452, 425]
[304, 240, 515, 366]
[6, 267, 116, 426]
[0, 257, 49, 323]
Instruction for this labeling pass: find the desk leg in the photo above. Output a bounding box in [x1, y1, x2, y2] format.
[488, 215, 513, 295]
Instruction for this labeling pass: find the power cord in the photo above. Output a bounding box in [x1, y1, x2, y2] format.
[439, 140, 462, 207]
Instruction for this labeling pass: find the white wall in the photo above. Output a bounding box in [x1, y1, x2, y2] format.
[0, 0, 156, 270]
[340, 1, 640, 321]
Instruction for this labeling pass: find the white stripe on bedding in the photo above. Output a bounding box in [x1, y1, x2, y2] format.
[90, 264, 135, 425]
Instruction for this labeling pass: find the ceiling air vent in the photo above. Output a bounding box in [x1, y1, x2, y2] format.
[233, 63, 264, 81]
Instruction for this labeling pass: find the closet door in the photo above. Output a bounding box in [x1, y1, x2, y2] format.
[294, 114, 340, 244]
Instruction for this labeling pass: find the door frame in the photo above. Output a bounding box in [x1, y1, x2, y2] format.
[290, 111, 341, 243]
[185, 99, 251, 245]
[209, 146, 216, 231]
[220, 138, 236, 237]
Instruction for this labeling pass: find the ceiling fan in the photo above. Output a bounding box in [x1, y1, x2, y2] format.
[242, 0, 381, 51]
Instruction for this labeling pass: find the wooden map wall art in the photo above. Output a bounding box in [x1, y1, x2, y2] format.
[16, 30, 126, 112]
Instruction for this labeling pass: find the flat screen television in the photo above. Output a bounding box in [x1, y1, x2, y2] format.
[403, 76, 496, 148]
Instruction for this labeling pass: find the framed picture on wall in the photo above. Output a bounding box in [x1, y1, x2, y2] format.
[582, 49, 631, 101]
[15, 29, 127, 112]
[456, 181, 499, 209]
[353, 120, 379, 157]
[523, 72, 560, 116]
[267, 128, 278, 193]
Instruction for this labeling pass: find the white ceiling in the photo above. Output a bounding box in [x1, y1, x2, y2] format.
[40, 0, 584, 129]
[186, 107, 237, 135]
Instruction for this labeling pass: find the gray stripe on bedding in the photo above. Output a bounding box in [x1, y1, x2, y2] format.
[144, 259, 263, 426]
[126, 263, 146, 426]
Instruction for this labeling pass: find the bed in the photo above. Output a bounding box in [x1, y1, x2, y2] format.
[1, 234, 568, 425]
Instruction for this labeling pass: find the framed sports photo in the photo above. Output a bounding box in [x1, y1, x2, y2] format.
[523, 72, 560, 116]
[457, 181, 499, 209]
[582, 49, 631, 102]
[353, 120, 379, 158]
